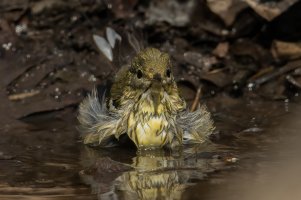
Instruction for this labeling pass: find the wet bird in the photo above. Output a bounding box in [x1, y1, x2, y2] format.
[78, 28, 214, 149]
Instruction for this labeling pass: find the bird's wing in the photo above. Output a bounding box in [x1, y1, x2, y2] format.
[176, 105, 215, 144]
[78, 88, 126, 147]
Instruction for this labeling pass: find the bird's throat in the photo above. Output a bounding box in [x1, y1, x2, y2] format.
[150, 82, 164, 115]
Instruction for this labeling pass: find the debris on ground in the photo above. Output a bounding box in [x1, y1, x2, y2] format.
[0, 0, 301, 121]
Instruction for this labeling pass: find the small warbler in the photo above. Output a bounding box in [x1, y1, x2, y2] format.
[78, 28, 214, 149]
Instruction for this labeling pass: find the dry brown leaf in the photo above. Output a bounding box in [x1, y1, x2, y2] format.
[271, 40, 301, 60]
[212, 42, 229, 58]
[244, 0, 298, 21]
[207, 0, 248, 26]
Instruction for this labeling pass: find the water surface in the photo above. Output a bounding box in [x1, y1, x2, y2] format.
[0, 96, 297, 200]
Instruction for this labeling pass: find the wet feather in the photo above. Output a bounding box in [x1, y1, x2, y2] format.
[79, 29, 215, 148]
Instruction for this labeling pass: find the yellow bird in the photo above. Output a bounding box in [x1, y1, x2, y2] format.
[78, 28, 214, 149]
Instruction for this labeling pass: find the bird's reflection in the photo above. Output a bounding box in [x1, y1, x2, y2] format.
[79, 144, 227, 200]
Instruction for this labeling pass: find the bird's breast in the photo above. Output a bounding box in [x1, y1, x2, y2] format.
[126, 92, 172, 148]
[128, 113, 169, 148]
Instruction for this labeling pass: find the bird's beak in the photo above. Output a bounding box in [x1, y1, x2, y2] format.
[153, 73, 162, 82]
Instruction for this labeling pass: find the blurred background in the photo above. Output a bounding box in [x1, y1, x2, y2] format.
[0, 0, 301, 199]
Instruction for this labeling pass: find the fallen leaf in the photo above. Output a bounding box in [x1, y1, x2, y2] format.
[245, 0, 298, 21]
[271, 40, 301, 61]
[145, 0, 196, 27]
[207, 0, 248, 26]
[184, 51, 218, 72]
[212, 42, 229, 58]
[200, 70, 232, 88]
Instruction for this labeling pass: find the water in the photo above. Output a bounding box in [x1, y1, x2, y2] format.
[0, 96, 299, 200]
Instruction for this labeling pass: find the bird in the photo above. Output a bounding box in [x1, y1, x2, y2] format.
[78, 27, 214, 149]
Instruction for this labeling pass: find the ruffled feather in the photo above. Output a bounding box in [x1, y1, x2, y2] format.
[177, 105, 214, 144]
[78, 89, 125, 146]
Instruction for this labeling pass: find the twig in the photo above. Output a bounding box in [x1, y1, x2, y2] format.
[251, 59, 301, 86]
[8, 90, 40, 101]
[190, 86, 202, 112]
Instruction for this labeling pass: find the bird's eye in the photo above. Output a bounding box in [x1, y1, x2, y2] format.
[166, 69, 171, 78]
[137, 70, 143, 79]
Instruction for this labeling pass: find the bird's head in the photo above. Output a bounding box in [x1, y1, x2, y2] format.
[128, 48, 174, 91]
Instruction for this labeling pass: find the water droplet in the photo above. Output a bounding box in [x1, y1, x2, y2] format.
[71, 15, 78, 21]
[247, 82, 255, 91]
